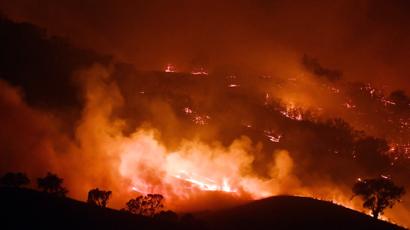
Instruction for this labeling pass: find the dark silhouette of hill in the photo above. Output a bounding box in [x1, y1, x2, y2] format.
[200, 195, 404, 230]
[0, 188, 179, 230]
[0, 188, 404, 230]
[0, 14, 110, 108]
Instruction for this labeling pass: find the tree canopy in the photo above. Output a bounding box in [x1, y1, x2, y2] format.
[37, 172, 68, 197]
[125, 194, 164, 217]
[352, 177, 405, 219]
[0, 172, 30, 188]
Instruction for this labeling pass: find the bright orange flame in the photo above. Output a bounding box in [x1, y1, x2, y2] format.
[280, 103, 303, 121]
[164, 64, 176, 73]
[118, 133, 276, 202]
[52, 65, 409, 225]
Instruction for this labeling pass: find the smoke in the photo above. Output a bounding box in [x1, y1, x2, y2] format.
[0, 64, 358, 207]
[0, 1, 410, 226]
[54, 64, 326, 211]
[1, 54, 409, 225]
[1, 0, 410, 92]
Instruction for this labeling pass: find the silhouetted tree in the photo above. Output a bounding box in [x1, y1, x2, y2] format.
[37, 172, 68, 197]
[0, 172, 30, 188]
[352, 177, 405, 219]
[87, 188, 112, 207]
[125, 194, 164, 216]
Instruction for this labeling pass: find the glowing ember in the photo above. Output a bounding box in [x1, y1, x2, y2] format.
[264, 93, 270, 105]
[193, 115, 210, 125]
[343, 101, 356, 109]
[328, 86, 341, 94]
[164, 64, 176, 73]
[380, 174, 390, 179]
[381, 98, 396, 106]
[183, 107, 193, 114]
[280, 104, 303, 121]
[228, 84, 240, 88]
[191, 67, 208, 75]
[264, 130, 282, 143]
[182, 106, 211, 125]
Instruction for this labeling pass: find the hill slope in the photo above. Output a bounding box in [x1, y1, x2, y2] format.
[200, 195, 404, 230]
[0, 188, 404, 230]
[0, 188, 176, 230]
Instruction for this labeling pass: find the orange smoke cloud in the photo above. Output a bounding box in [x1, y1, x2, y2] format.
[0, 62, 409, 226]
[68, 64, 308, 211]
[0, 65, 355, 211]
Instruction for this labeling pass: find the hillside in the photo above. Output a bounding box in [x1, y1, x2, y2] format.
[201, 195, 404, 230]
[0, 188, 177, 230]
[0, 188, 404, 230]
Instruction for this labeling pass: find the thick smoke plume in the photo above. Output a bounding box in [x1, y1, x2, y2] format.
[1, 61, 408, 225]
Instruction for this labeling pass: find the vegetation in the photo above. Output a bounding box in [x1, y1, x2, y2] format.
[352, 177, 405, 219]
[0, 172, 30, 188]
[125, 194, 164, 217]
[87, 188, 112, 207]
[37, 172, 68, 197]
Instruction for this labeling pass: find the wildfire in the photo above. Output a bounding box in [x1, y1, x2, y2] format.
[264, 130, 282, 143]
[280, 104, 303, 121]
[388, 143, 410, 159]
[117, 129, 301, 210]
[182, 107, 211, 125]
[174, 170, 236, 193]
[183, 107, 193, 114]
[193, 115, 210, 125]
[343, 101, 356, 109]
[228, 83, 240, 88]
[164, 64, 176, 73]
[191, 67, 208, 76]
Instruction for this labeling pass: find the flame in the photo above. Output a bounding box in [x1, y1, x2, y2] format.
[2, 64, 409, 225]
[191, 67, 208, 76]
[280, 103, 303, 121]
[228, 83, 240, 88]
[174, 170, 236, 193]
[70, 66, 367, 212]
[118, 132, 280, 203]
[164, 64, 176, 73]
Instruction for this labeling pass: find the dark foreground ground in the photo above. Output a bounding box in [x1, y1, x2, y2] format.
[0, 188, 404, 230]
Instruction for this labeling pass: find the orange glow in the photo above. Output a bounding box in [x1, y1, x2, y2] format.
[117, 131, 280, 205]
[279, 103, 303, 121]
[191, 67, 208, 76]
[0, 2, 409, 227]
[164, 64, 176, 73]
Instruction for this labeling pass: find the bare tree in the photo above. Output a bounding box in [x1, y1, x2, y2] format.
[352, 177, 405, 219]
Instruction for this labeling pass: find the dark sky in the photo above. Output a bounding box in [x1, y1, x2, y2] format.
[1, 0, 409, 92]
